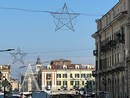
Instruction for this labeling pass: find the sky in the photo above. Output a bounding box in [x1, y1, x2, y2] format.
[0, 0, 119, 79]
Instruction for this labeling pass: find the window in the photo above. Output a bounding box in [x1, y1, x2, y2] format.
[63, 81, 67, 86]
[107, 57, 109, 68]
[70, 81, 73, 85]
[75, 74, 79, 78]
[115, 54, 116, 64]
[81, 74, 85, 78]
[123, 2, 126, 11]
[57, 74, 61, 78]
[87, 74, 92, 78]
[117, 52, 120, 63]
[114, 31, 120, 40]
[63, 74, 67, 78]
[57, 81, 61, 85]
[106, 16, 108, 25]
[82, 81, 84, 85]
[124, 50, 125, 61]
[113, 10, 115, 19]
[75, 81, 79, 86]
[70, 74, 73, 78]
[87, 81, 92, 88]
[110, 56, 111, 67]
[93, 81, 95, 85]
[46, 74, 51, 79]
[47, 81, 51, 86]
[112, 54, 114, 65]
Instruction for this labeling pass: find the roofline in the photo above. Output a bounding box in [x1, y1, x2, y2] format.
[100, 1, 120, 20]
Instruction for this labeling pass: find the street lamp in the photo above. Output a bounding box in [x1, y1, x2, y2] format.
[0, 49, 15, 52]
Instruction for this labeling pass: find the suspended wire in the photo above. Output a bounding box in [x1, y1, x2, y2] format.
[27, 48, 94, 54]
[60, 55, 94, 58]
[0, 6, 103, 16]
[79, 13, 103, 16]
[0, 6, 50, 13]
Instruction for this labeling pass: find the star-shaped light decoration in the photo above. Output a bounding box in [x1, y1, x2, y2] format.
[50, 3, 80, 31]
[10, 48, 27, 64]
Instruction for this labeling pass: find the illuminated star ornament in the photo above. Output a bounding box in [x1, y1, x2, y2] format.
[50, 3, 80, 31]
[10, 48, 27, 64]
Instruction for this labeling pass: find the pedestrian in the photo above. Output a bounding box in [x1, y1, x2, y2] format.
[20, 93, 24, 98]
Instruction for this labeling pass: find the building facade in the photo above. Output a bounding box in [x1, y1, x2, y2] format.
[10, 78, 20, 92]
[92, 0, 130, 98]
[39, 59, 95, 95]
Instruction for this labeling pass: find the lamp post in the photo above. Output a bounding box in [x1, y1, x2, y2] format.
[0, 49, 15, 52]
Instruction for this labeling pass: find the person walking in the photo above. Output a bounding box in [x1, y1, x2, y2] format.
[20, 93, 24, 98]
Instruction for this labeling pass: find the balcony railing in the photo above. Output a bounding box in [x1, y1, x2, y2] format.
[113, 62, 125, 71]
[61, 85, 67, 90]
[97, 62, 125, 75]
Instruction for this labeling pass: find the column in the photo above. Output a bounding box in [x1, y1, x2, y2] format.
[55, 72, 57, 87]
[45, 73, 46, 86]
[52, 73, 54, 87]
[42, 72, 45, 90]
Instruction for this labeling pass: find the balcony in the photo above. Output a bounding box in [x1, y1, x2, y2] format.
[61, 85, 67, 90]
[98, 62, 125, 75]
[112, 62, 125, 71]
[73, 85, 79, 90]
[101, 40, 118, 55]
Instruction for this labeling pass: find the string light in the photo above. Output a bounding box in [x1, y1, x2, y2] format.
[0, 6, 103, 16]
[0, 3, 103, 31]
[10, 48, 27, 64]
[28, 48, 94, 54]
